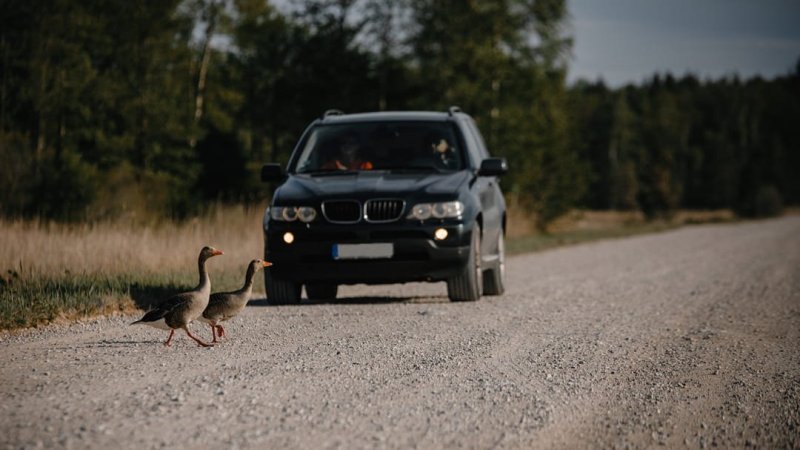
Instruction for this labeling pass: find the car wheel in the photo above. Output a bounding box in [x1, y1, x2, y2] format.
[482, 232, 506, 296]
[447, 226, 482, 301]
[305, 283, 338, 300]
[265, 270, 301, 304]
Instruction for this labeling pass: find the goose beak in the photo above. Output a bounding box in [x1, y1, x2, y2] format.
[262, 261, 273, 267]
[213, 249, 224, 256]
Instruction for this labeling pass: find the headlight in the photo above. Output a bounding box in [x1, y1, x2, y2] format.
[282, 207, 298, 221]
[297, 206, 317, 222]
[410, 204, 432, 220]
[407, 201, 463, 220]
[432, 201, 463, 218]
[270, 206, 317, 223]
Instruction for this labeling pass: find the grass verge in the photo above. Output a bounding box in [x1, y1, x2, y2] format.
[506, 221, 677, 255]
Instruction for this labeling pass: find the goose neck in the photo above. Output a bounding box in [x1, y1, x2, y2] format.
[241, 265, 257, 293]
[197, 256, 211, 293]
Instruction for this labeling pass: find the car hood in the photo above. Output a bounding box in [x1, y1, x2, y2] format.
[274, 171, 472, 202]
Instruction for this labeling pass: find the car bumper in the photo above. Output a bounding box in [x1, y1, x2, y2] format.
[264, 221, 472, 284]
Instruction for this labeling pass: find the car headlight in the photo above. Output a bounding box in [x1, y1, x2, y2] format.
[407, 201, 463, 220]
[410, 204, 432, 220]
[269, 206, 317, 223]
[297, 206, 317, 222]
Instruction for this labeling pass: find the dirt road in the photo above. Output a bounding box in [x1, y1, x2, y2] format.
[2, 217, 799, 449]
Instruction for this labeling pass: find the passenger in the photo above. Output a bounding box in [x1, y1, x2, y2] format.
[431, 136, 456, 168]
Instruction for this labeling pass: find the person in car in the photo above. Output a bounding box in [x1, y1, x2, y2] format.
[323, 135, 373, 170]
[431, 136, 457, 168]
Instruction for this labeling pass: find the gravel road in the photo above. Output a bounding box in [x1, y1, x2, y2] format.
[2, 216, 799, 449]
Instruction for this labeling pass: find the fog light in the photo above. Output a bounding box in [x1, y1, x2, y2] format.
[434, 228, 448, 240]
[283, 232, 295, 244]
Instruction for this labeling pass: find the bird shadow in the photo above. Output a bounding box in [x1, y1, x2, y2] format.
[128, 281, 188, 310]
[55, 339, 165, 350]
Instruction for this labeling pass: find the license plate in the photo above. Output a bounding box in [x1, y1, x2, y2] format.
[333, 243, 394, 260]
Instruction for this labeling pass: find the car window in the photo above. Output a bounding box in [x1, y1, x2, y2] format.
[293, 122, 465, 173]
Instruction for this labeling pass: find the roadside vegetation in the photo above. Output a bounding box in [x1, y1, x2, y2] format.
[1, 207, 738, 331]
[504, 208, 735, 254]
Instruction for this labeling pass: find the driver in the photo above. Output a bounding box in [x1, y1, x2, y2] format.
[323, 135, 373, 170]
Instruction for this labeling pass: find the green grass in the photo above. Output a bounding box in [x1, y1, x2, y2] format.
[0, 269, 252, 330]
[1, 274, 168, 330]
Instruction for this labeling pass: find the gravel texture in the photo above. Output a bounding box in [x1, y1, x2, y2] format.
[1, 216, 799, 449]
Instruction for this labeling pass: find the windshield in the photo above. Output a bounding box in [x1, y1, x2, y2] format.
[292, 121, 465, 174]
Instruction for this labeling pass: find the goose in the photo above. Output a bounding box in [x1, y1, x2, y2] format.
[131, 246, 224, 347]
[200, 259, 272, 343]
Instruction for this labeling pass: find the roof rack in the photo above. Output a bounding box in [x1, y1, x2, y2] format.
[323, 109, 345, 118]
[448, 106, 462, 116]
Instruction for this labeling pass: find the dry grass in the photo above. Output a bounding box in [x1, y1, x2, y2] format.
[1, 204, 266, 280]
[504, 208, 737, 255]
[508, 207, 736, 237]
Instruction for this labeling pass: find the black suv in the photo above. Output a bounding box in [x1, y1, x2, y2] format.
[261, 107, 507, 303]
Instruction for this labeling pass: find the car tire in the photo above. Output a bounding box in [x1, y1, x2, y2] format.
[265, 270, 301, 304]
[305, 283, 338, 300]
[447, 227, 482, 301]
[482, 232, 505, 296]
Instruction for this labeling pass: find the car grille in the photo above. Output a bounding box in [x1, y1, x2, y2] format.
[321, 199, 405, 223]
[365, 199, 404, 223]
[322, 200, 361, 223]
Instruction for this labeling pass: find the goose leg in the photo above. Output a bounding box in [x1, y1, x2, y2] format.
[216, 325, 225, 338]
[184, 327, 214, 347]
[209, 324, 218, 343]
[164, 329, 175, 347]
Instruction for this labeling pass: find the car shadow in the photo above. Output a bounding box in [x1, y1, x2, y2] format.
[248, 295, 449, 306]
[126, 283, 451, 310]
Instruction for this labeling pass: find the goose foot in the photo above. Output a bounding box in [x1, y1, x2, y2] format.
[163, 329, 176, 347]
[184, 327, 214, 347]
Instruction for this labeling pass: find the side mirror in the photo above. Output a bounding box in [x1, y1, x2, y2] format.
[261, 163, 286, 182]
[478, 157, 507, 176]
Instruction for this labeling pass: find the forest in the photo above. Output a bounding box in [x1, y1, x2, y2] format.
[1, 0, 798, 229]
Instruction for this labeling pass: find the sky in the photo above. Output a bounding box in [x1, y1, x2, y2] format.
[567, 0, 800, 86]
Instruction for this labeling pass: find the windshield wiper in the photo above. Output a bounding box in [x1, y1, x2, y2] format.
[300, 169, 359, 176]
[381, 166, 442, 173]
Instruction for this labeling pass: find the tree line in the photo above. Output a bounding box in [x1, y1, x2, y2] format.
[569, 72, 799, 221]
[1, 0, 797, 228]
